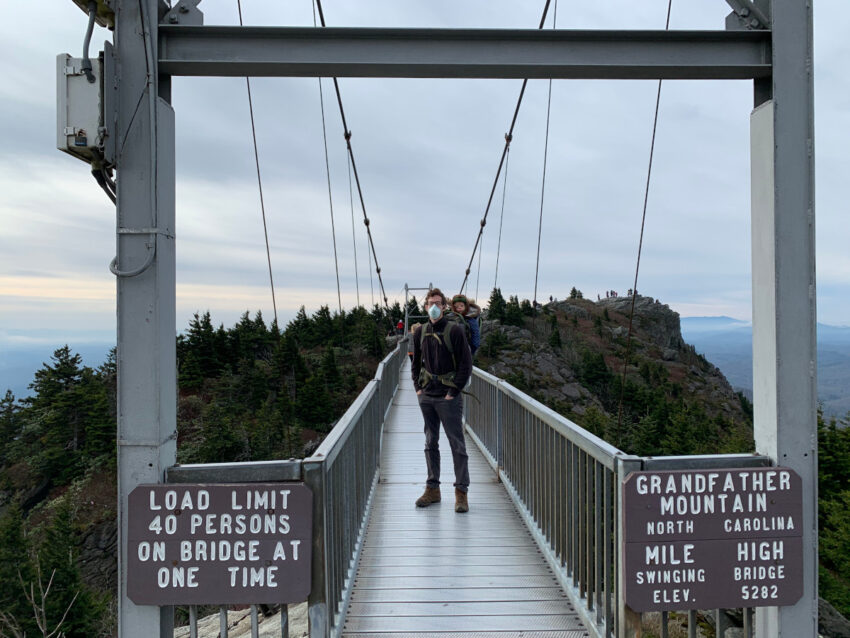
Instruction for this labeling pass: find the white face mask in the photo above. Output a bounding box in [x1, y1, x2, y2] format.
[427, 304, 442, 321]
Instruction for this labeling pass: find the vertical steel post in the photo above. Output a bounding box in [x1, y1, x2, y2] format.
[115, 0, 176, 636]
[304, 458, 330, 638]
[751, 1, 817, 635]
[404, 283, 409, 333]
[616, 456, 642, 638]
[496, 384, 503, 470]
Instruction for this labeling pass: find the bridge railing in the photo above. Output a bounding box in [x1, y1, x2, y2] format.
[166, 341, 406, 638]
[304, 341, 404, 637]
[465, 367, 770, 638]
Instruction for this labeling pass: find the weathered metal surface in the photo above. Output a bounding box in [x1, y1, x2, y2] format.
[340, 363, 581, 635]
[158, 26, 771, 80]
[127, 483, 312, 605]
[622, 468, 804, 611]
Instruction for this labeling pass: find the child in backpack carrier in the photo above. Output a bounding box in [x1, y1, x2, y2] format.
[451, 294, 481, 356]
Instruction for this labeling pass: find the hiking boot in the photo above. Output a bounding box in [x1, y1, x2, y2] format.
[455, 489, 469, 513]
[415, 487, 441, 508]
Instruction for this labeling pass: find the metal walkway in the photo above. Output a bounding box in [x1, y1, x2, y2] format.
[341, 360, 587, 637]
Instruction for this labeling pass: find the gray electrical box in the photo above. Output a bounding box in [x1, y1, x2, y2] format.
[57, 51, 111, 164]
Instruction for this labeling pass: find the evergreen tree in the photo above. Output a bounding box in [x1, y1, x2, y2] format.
[503, 296, 525, 327]
[548, 326, 562, 349]
[0, 501, 36, 637]
[520, 299, 534, 316]
[311, 306, 335, 346]
[631, 415, 662, 456]
[321, 348, 341, 393]
[406, 296, 421, 320]
[487, 288, 506, 322]
[295, 373, 334, 430]
[569, 287, 583, 299]
[389, 301, 403, 326]
[661, 407, 697, 455]
[181, 311, 222, 378]
[80, 367, 115, 465]
[581, 407, 611, 440]
[287, 306, 312, 346]
[195, 402, 243, 463]
[23, 347, 91, 484]
[0, 390, 19, 466]
[37, 501, 105, 637]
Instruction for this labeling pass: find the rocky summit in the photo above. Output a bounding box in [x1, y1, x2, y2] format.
[475, 292, 753, 456]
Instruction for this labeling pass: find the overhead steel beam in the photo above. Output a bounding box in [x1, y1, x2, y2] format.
[158, 26, 771, 80]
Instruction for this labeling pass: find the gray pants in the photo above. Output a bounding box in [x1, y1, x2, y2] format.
[418, 393, 469, 493]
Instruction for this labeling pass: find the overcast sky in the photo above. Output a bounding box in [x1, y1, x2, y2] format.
[1, 0, 848, 353]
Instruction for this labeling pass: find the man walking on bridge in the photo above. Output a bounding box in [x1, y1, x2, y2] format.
[412, 288, 472, 513]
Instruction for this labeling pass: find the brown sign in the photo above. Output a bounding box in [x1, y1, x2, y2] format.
[127, 483, 312, 605]
[622, 468, 803, 612]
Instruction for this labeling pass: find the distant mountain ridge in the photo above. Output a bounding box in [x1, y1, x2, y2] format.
[681, 317, 850, 418]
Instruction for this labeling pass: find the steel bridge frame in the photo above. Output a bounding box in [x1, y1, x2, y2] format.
[112, 1, 815, 636]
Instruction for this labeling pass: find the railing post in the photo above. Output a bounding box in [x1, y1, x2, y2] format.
[496, 383, 504, 471]
[303, 458, 329, 638]
[616, 456, 643, 638]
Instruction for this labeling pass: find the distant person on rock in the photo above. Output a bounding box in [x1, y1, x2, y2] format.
[412, 288, 472, 513]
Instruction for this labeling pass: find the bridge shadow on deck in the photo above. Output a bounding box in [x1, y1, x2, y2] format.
[342, 360, 587, 637]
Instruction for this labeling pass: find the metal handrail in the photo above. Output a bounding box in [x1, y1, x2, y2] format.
[165, 341, 406, 638]
[464, 367, 770, 638]
[303, 341, 405, 638]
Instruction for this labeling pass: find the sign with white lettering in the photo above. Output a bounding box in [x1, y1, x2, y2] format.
[622, 468, 803, 611]
[127, 483, 312, 605]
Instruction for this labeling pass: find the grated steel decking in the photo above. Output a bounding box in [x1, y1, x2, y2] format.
[341, 361, 587, 637]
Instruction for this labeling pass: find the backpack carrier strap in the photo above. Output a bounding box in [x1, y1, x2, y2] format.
[419, 322, 458, 389]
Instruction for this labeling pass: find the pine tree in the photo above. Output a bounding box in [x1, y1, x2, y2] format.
[81, 367, 115, 465]
[37, 501, 105, 637]
[321, 348, 341, 393]
[0, 501, 37, 637]
[196, 402, 243, 463]
[503, 296, 525, 327]
[24, 347, 89, 484]
[661, 407, 697, 455]
[0, 390, 19, 466]
[406, 296, 421, 320]
[311, 306, 335, 346]
[487, 288, 506, 322]
[295, 373, 334, 430]
[548, 326, 562, 349]
[287, 306, 312, 346]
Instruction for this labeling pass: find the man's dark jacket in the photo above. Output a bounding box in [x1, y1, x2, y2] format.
[411, 315, 472, 398]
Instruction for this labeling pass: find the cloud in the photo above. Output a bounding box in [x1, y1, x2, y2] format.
[1, 0, 847, 349]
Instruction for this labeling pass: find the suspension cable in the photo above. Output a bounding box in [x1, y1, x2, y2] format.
[475, 234, 483, 302]
[367, 237, 375, 307]
[347, 153, 361, 307]
[532, 61, 555, 307]
[312, 5, 343, 315]
[314, 0, 391, 314]
[237, 0, 278, 326]
[493, 145, 510, 291]
[531, 0, 557, 360]
[459, 0, 553, 294]
[616, 0, 674, 445]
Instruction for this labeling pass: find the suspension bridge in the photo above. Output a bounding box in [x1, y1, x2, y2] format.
[56, 0, 816, 636]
